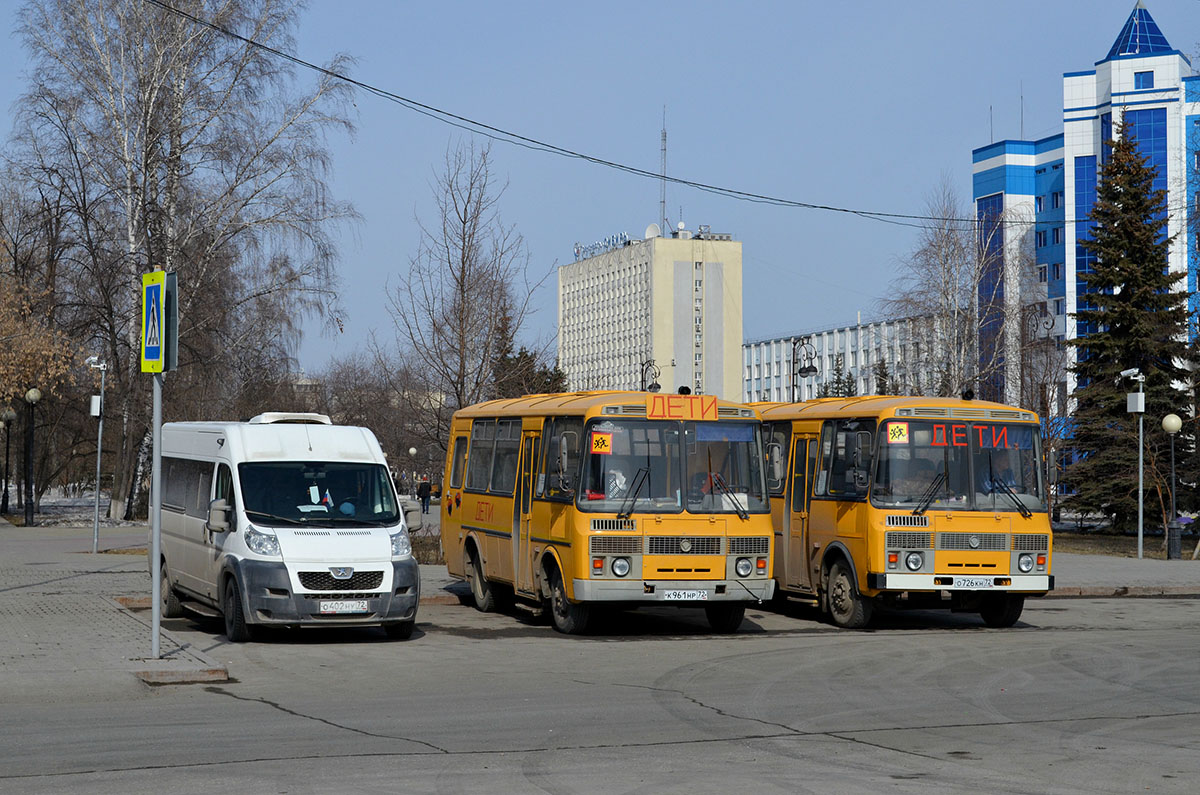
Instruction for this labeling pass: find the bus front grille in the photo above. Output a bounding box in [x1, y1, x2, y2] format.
[937, 533, 1008, 551]
[648, 536, 721, 555]
[886, 531, 934, 549]
[728, 537, 770, 555]
[590, 536, 642, 555]
[591, 518, 636, 532]
[1012, 533, 1050, 551]
[885, 514, 930, 527]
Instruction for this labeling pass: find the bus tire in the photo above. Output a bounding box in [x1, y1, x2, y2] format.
[547, 564, 589, 634]
[827, 560, 873, 629]
[466, 545, 496, 612]
[161, 559, 183, 619]
[980, 594, 1025, 628]
[705, 604, 745, 633]
[223, 575, 257, 643]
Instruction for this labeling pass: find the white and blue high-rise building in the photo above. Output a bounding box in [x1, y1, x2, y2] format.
[972, 1, 1197, 404]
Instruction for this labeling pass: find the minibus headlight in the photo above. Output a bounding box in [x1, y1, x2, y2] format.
[391, 529, 412, 559]
[1018, 553, 1034, 573]
[735, 557, 753, 577]
[904, 551, 924, 571]
[611, 557, 631, 577]
[244, 525, 280, 557]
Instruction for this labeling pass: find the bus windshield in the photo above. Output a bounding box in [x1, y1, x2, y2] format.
[579, 420, 768, 515]
[872, 420, 1045, 514]
[238, 461, 400, 526]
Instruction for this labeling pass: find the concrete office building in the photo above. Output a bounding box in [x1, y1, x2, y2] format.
[742, 315, 940, 403]
[558, 224, 743, 399]
[972, 1, 1199, 401]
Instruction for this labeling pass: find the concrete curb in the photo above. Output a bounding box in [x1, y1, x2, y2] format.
[1044, 585, 1200, 599]
[103, 595, 230, 685]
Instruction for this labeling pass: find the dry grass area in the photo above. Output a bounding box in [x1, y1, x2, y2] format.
[1053, 530, 1198, 560]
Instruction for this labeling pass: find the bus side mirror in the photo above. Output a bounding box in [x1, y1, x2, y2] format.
[206, 498, 230, 533]
[403, 499, 423, 532]
[1046, 461, 1058, 485]
[557, 432, 578, 492]
[853, 431, 872, 468]
[767, 442, 784, 483]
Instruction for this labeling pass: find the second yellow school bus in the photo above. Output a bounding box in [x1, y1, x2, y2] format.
[756, 396, 1053, 628]
[441, 391, 775, 634]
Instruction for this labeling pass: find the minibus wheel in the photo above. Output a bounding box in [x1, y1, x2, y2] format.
[546, 565, 589, 634]
[223, 576, 257, 642]
[979, 594, 1025, 628]
[160, 560, 183, 618]
[705, 604, 745, 633]
[466, 546, 496, 612]
[827, 560, 873, 629]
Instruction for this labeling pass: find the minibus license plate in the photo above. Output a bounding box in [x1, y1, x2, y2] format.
[953, 577, 993, 589]
[320, 599, 369, 614]
[661, 590, 707, 601]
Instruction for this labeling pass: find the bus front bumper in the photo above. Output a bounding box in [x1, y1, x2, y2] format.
[867, 572, 1053, 593]
[573, 578, 775, 603]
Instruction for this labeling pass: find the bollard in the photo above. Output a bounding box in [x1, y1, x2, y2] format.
[1167, 520, 1182, 560]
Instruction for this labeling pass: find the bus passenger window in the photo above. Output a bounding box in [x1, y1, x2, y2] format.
[790, 440, 807, 513]
[466, 420, 495, 492]
[541, 417, 583, 501]
[449, 437, 468, 489]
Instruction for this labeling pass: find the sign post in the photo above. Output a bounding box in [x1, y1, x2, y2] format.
[142, 271, 177, 658]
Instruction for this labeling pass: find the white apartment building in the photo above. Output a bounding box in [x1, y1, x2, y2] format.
[742, 315, 941, 403]
[558, 224, 743, 399]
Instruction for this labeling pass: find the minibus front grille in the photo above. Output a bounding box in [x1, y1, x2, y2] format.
[298, 571, 384, 591]
[590, 536, 642, 555]
[1012, 533, 1050, 551]
[648, 536, 721, 555]
[937, 533, 1008, 551]
[886, 531, 934, 549]
[728, 537, 770, 555]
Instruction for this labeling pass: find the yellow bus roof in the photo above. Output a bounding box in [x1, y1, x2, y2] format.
[453, 391, 761, 420]
[751, 395, 1039, 424]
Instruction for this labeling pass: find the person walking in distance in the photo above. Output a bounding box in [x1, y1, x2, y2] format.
[417, 476, 432, 515]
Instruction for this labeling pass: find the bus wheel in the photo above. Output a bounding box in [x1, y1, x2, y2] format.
[980, 594, 1025, 628]
[827, 560, 873, 629]
[223, 576, 258, 643]
[466, 546, 496, 612]
[547, 565, 589, 634]
[161, 559, 183, 618]
[705, 604, 745, 633]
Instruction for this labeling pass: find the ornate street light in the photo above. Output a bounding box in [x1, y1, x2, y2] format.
[790, 337, 818, 402]
[640, 360, 661, 393]
[0, 407, 16, 515]
[24, 387, 42, 526]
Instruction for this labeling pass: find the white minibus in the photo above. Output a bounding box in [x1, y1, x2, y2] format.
[158, 411, 419, 641]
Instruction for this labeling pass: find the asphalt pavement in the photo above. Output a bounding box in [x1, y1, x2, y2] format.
[1, 508, 1197, 688]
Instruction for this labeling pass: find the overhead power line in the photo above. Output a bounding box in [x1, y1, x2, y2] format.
[145, 0, 1119, 230]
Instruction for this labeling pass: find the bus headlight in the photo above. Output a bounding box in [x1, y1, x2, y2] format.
[735, 558, 753, 577]
[244, 525, 280, 557]
[391, 529, 412, 558]
[1018, 553, 1034, 573]
[611, 557, 631, 577]
[905, 551, 924, 571]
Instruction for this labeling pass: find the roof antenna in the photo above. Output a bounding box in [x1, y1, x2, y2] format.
[660, 106, 667, 233]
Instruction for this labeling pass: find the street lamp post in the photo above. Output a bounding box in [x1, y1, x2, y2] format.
[408, 446, 418, 498]
[1121, 369, 1145, 558]
[23, 387, 42, 527]
[790, 337, 817, 402]
[86, 356, 107, 553]
[640, 360, 661, 393]
[1162, 413, 1182, 560]
[0, 407, 16, 514]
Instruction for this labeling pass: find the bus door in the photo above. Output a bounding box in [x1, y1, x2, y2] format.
[786, 435, 816, 591]
[514, 431, 540, 595]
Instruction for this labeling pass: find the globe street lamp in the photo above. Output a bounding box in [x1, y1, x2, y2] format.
[0, 407, 16, 514]
[1162, 412, 1182, 559]
[86, 356, 107, 553]
[23, 388, 42, 527]
[790, 337, 818, 402]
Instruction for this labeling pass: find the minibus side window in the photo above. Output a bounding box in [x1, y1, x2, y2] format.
[215, 463, 235, 530]
[449, 436, 468, 489]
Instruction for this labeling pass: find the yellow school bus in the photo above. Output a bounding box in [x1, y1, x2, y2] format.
[441, 391, 775, 634]
[755, 396, 1053, 628]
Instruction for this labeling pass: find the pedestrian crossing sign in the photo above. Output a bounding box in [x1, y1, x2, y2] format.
[141, 271, 166, 373]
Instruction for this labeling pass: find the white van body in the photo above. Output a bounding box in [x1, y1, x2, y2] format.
[157, 412, 419, 641]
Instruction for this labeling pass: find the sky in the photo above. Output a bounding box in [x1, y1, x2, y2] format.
[4, 0, 1200, 375]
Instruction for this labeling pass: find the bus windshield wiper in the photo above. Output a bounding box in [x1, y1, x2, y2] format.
[710, 473, 748, 520]
[617, 467, 649, 520]
[912, 472, 946, 516]
[244, 509, 304, 526]
[993, 478, 1033, 519]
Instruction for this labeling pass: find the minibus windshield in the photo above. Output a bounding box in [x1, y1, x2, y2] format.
[238, 461, 400, 525]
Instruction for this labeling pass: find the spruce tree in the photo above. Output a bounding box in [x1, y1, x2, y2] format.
[1065, 116, 1191, 530]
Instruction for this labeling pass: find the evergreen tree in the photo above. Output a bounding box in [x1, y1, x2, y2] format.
[817, 354, 857, 398]
[1065, 116, 1191, 531]
[872, 359, 895, 395]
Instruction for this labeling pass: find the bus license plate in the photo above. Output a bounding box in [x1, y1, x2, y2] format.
[661, 590, 708, 601]
[953, 577, 993, 589]
[319, 599, 369, 614]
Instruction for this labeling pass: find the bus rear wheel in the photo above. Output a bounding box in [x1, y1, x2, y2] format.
[547, 565, 589, 634]
[705, 604, 745, 633]
[980, 594, 1025, 628]
[827, 560, 873, 629]
[466, 546, 496, 612]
